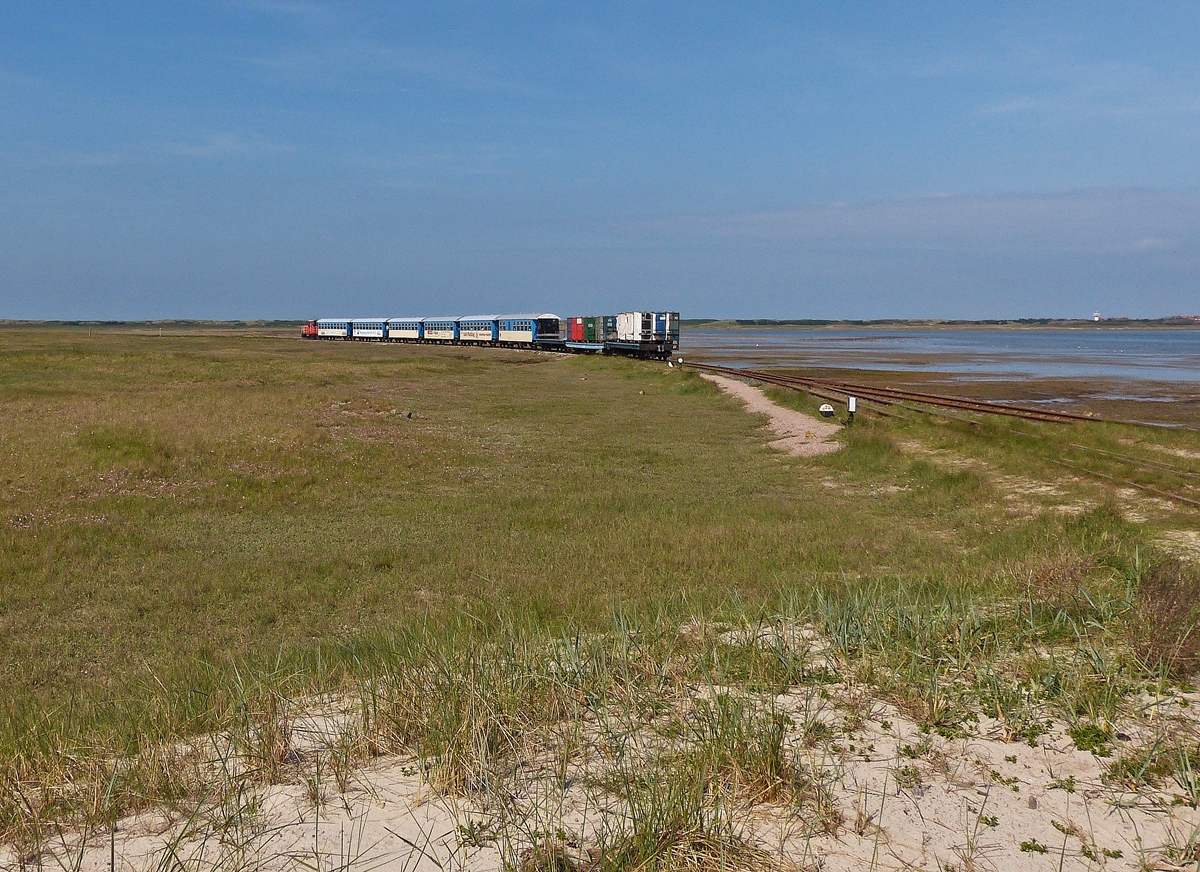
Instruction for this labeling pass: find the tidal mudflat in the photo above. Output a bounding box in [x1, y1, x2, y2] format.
[684, 325, 1200, 428]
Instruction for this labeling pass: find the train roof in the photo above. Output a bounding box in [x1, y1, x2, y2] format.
[322, 314, 564, 323]
[455, 314, 561, 320]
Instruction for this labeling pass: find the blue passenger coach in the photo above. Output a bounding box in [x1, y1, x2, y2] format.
[351, 319, 387, 339]
[458, 316, 499, 342]
[496, 314, 562, 345]
[421, 318, 459, 341]
[386, 318, 423, 340]
[316, 319, 352, 339]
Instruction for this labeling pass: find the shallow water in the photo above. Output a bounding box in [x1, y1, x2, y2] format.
[683, 327, 1200, 383]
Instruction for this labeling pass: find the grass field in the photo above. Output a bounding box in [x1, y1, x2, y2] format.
[2, 326, 1199, 868]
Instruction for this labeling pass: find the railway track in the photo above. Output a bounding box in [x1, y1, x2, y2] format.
[683, 361, 1097, 424]
[684, 361, 1200, 509]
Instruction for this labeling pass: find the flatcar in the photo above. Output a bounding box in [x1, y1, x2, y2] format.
[608, 311, 681, 359]
[301, 310, 680, 359]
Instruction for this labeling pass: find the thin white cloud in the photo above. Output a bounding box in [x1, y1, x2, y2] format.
[242, 40, 537, 94]
[1113, 236, 1178, 253]
[43, 150, 134, 168]
[640, 189, 1200, 259]
[167, 133, 296, 159]
[844, 26, 1200, 122]
[170, 134, 253, 159]
[353, 146, 520, 186]
[228, 1, 548, 96]
[230, 0, 340, 28]
[970, 50, 1200, 119]
[15, 134, 297, 168]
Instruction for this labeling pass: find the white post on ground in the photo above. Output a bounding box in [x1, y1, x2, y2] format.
[847, 395, 857, 423]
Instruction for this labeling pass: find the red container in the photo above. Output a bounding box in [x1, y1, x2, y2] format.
[569, 317, 585, 341]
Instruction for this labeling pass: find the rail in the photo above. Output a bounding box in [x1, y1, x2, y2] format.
[683, 361, 1098, 424]
[683, 361, 1199, 509]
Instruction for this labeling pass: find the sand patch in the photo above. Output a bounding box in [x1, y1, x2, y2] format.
[1129, 440, 1200, 462]
[1159, 529, 1200, 562]
[701, 372, 841, 457]
[19, 639, 1200, 872]
[895, 439, 1105, 518]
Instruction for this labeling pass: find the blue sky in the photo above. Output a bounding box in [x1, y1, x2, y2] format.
[1, 2, 1198, 319]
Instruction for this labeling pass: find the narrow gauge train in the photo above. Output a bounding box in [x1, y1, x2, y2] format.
[301, 311, 681, 359]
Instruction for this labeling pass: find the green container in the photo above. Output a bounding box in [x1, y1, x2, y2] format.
[583, 316, 599, 342]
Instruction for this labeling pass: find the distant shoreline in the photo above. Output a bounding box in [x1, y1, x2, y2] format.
[0, 317, 1198, 332]
[684, 317, 1200, 330]
[0, 319, 306, 329]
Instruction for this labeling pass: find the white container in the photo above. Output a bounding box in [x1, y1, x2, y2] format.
[617, 311, 653, 341]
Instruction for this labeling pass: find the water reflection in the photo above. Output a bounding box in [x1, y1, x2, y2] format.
[683, 328, 1200, 383]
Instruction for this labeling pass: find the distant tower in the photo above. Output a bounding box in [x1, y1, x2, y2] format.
[1093, 312, 1101, 321]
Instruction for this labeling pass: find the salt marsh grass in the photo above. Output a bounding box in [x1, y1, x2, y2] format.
[1, 325, 1199, 868]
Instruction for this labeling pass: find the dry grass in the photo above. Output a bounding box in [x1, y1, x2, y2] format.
[1, 324, 1198, 868]
[1130, 557, 1200, 676]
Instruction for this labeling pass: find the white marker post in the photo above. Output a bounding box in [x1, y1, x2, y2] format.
[847, 396, 857, 424]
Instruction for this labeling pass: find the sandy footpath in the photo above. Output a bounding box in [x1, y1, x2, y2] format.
[701, 372, 841, 456]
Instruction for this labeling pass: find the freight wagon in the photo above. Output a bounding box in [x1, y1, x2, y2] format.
[607, 311, 681, 358]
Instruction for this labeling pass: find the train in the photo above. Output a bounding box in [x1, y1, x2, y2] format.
[301, 311, 681, 359]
